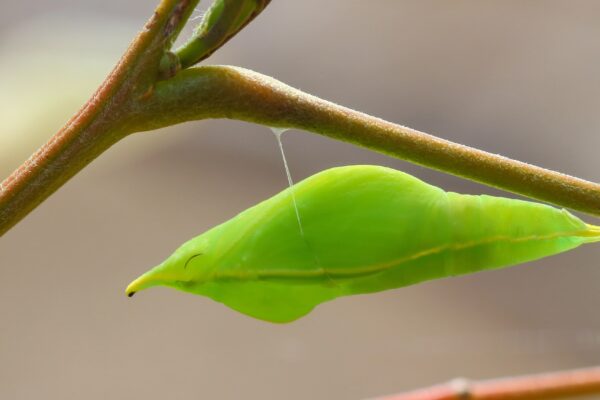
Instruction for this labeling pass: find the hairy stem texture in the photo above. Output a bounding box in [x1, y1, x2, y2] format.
[126, 66, 600, 217]
[0, 0, 200, 237]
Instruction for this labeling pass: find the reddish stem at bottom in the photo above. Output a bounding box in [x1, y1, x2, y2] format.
[374, 366, 600, 400]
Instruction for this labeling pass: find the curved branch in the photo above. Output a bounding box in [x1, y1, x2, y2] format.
[2, 3, 600, 238]
[126, 66, 600, 216]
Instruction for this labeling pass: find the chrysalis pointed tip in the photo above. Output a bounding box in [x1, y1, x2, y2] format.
[125, 265, 168, 296]
[125, 273, 149, 297]
[583, 224, 600, 242]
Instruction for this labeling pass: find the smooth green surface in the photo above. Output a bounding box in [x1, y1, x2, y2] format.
[126, 165, 600, 323]
[175, 0, 270, 68]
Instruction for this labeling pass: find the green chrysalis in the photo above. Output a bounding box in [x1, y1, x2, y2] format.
[126, 165, 600, 323]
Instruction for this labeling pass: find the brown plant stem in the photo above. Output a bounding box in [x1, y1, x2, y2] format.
[2, 0, 600, 242]
[0, 0, 199, 237]
[373, 366, 600, 400]
[127, 66, 600, 217]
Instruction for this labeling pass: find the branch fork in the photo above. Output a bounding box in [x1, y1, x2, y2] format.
[2, 3, 600, 397]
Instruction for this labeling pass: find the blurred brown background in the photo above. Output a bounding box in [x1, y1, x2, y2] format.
[2, 1, 600, 399]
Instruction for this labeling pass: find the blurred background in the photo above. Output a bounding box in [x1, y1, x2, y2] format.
[2, 1, 600, 399]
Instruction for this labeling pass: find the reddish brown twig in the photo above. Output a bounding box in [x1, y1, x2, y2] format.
[374, 366, 600, 400]
[2, 0, 600, 238]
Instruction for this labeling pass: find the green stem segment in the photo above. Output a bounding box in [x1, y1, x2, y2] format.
[175, 0, 272, 69]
